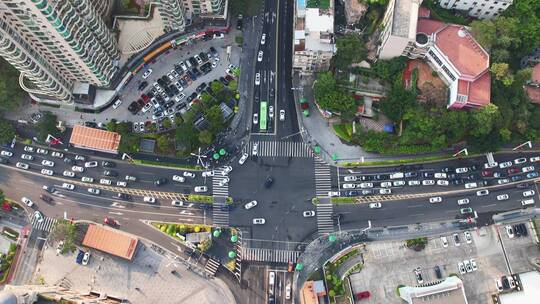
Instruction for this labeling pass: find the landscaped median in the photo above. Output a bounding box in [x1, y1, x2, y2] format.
[341, 153, 454, 167]
[131, 159, 201, 170]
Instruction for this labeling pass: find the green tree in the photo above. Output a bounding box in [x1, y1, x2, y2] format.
[490, 63, 514, 86]
[106, 119, 118, 132]
[200, 92, 214, 108]
[0, 189, 4, 203]
[211, 80, 224, 93]
[204, 105, 224, 134]
[380, 80, 416, 123]
[313, 72, 336, 100]
[470, 104, 499, 137]
[499, 128, 512, 142]
[156, 135, 171, 153]
[175, 123, 199, 153]
[162, 118, 172, 129]
[35, 111, 59, 142]
[228, 80, 238, 91]
[0, 121, 15, 144]
[0, 58, 26, 110]
[371, 57, 407, 84]
[198, 130, 213, 145]
[332, 34, 366, 70]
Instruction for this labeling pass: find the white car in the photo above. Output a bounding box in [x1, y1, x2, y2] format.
[84, 161, 98, 168]
[514, 157, 527, 165]
[344, 176, 357, 182]
[253, 113, 259, 125]
[497, 194, 509, 201]
[476, 189, 489, 196]
[24, 146, 35, 153]
[378, 189, 391, 195]
[21, 197, 34, 207]
[238, 153, 249, 165]
[99, 179, 111, 185]
[125, 175, 137, 181]
[183, 172, 196, 178]
[194, 186, 207, 193]
[34, 211, 44, 223]
[530, 156, 540, 163]
[422, 180, 435, 186]
[41, 169, 53, 176]
[303, 210, 316, 217]
[218, 177, 229, 187]
[36, 148, 48, 155]
[342, 183, 355, 189]
[112, 99, 122, 109]
[142, 69, 153, 79]
[497, 179, 510, 184]
[253, 218, 265, 225]
[261, 33, 266, 45]
[213, 32, 224, 39]
[116, 181, 127, 187]
[328, 191, 340, 197]
[436, 180, 449, 186]
[171, 200, 184, 207]
[441, 236, 448, 248]
[393, 180, 406, 187]
[81, 177, 94, 183]
[142, 103, 152, 113]
[16, 162, 29, 170]
[464, 231, 473, 244]
[464, 260, 473, 273]
[369, 202, 382, 209]
[222, 166, 233, 174]
[408, 180, 421, 186]
[470, 258, 477, 271]
[144, 196, 156, 203]
[269, 106, 274, 119]
[457, 198, 470, 205]
[74, 155, 86, 161]
[434, 173, 447, 179]
[51, 151, 63, 158]
[484, 162, 498, 169]
[522, 166, 534, 173]
[255, 72, 260, 85]
[464, 182, 478, 189]
[202, 171, 214, 177]
[279, 110, 285, 121]
[455, 167, 469, 174]
[499, 161, 513, 169]
[63, 171, 75, 178]
[380, 181, 392, 188]
[252, 142, 258, 156]
[41, 160, 55, 167]
[0, 151, 13, 157]
[523, 190, 535, 197]
[257, 51, 263, 62]
[21, 154, 33, 160]
[245, 200, 258, 210]
[505, 225, 515, 238]
[62, 183, 75, 190]
[429, 197, 442, 203]
[82, 252, 91, 266]
[88, 188, 100, 195]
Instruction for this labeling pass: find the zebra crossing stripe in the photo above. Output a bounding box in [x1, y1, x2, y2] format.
[241, 247, 301, 263]
[31, 217, 57, 232]
[316, 204, 334, 235]
[204, 259, 220, 276]
[250, 141, 313, 158]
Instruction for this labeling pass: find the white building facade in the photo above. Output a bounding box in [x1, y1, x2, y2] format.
[437, 0, 513, 19]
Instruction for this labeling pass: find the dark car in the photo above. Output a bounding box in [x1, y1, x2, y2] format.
[104, 217, 120, 227]
[507, 168, 521, 175]
[344, 191, 358, 197]
[355, 291, 371, 300]
[219, 77, 229, 85]
[452, 179, 463, 186]
[128, 101, 140, 114]
[404, 172, 418, 178]
[161, 75, 171, 84]
[516, 182, 531, 188]
[360, 175, 373, 181]
[264, 176, 274, 188]
[434, 266, 442, 279]
[511, 175, 523, 182]
[76, 250, 85, 264]
[116, 193, 131, 201]
[470, 164, 480, 171]
[154, 178, 168, 186]
[192, 68, 202, 77]
[199, 52, 208, 62]
[157, 78, 166, 87]
[138, 81, 148, 91]
[164, 101, 174, 109]
[236, 19, 243, 30]
[502, 276, 510, 289]
[40, 194, 53, 203]
[84, 121, 97, 128]
[187, 70, 197, 80]
[103, 170, 118, 177]
[209, 46, 218, 56]
[101, 161, 115, 168]
[0, 158, 8, 164]
[205, 86, 214, 94]
[189, 57, 198, 66]
[441, 167, 455, 173]
[63, 157, 74, 165]
[179, 78, 188, 88]
[196, 83, 207, 93]
[519, 223, 528, 236]
[375, 174, 389, 180]
[422, 172, 434, 178]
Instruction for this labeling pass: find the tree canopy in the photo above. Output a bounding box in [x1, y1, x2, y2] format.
[313, 72, 357, 119]
[332, 34, 367, 70]
[0, 58, 25, 111]
[35, 112, 59, 142]
[0, 121, 15, 144]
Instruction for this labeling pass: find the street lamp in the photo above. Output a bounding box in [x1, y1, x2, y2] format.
[452, 148, 468, 158]
[512, 141, 532, 151]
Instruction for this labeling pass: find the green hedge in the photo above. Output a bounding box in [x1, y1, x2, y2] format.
[333, 124, 353, 142]
[330, 197, 356, 204]
[132, 159, 201, 170]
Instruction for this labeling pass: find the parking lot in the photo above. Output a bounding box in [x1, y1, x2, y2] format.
[349, 223, 540, 304]
[111, 33, 240, 131]
[35, 239, 235, 303]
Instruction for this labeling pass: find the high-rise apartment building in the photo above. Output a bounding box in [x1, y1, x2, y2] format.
[293, 0, 336, 73]
[437, 0, 513, 19]
[0, 0, 120, 103]
[181, 0, 227, 19]
[158, 0, 187, 32]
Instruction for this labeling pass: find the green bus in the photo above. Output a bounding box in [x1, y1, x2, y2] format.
[260, 101, 267, 131]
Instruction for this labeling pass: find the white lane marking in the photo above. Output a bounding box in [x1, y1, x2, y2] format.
[109, 212, 123, 215]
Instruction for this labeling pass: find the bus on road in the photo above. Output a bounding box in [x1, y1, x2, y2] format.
[260, 101, 268, 131]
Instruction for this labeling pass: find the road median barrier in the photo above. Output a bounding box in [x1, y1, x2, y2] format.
[330, 197, 357, 204]
[131, 159, 201, 170]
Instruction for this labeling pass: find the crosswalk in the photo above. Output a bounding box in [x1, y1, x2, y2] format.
[241, 247, 301, 264]
[31, 216, 57, 232]
[204, 258, 220, 277]
[316, 203, 334, 235]
[250, 141, 313, 158]
[233, 230, 243, 280]
[212, 197, 229, 227]
[314, 157, 332, 197]
[212, 174, 229, 197]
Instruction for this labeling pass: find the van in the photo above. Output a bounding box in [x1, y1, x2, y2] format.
[521, 199, 535, 206]
[389, 172, 404, 179]
[269, 271, 275, 286]
[185, 59, 192, 68]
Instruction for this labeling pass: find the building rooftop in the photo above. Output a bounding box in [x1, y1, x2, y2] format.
[500, 271, 540, 304]
[82, 225, 138, 260]
[391, 0, 421, 39]
[400, 276, 468, 304]
[69, 125, 121, 154]
[416, 18, 444, 36]
[466, 72, 491, 106]
[434, 24, 489, 78]
[525, 63, 540, 103]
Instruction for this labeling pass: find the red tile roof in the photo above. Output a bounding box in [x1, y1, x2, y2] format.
[69, 125, 121, 154]
[525, 63, 540, 103]
[416, 18, 445, 36]
[435, 25, 489, 78]
[82, 225, 138, 260]
[531, 63, 540, 83]
[467, 72, 491, 106]
[418, 7, 432, 19]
